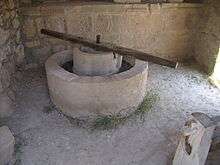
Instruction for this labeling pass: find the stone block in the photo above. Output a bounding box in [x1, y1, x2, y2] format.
[35, 17, 45, 37]
[66, 14, 93, 39]
[23, 18, 36, 39]
[45, 16, 65, 33]
[124, 13, 150, 34]
[114, 0, 141, 3]
[20, 0, 31, 4]
[94, 14, 113, 34]
[0, 126, 15, 165]
[163, 10, 190, 32]
[0, 0, 22, 122]
[31, 43, 52, 65]
[0, 66, 11, 89]
[7, 0, 15, 10]
[0, 29, 10, 46]
[173, 113, 216, 165]
[168, 0, 184, 2]
[0, 48, 7, 63]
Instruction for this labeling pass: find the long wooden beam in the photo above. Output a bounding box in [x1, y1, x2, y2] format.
[41, 29, 178, 68]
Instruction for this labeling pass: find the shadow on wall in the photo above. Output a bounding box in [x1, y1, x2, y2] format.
[194, 0, 220, 76]
[209, 46, 220, 88]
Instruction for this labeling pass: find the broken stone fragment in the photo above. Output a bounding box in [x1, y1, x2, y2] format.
[173, 112, 216, 165]
[0, 126, 15, 165]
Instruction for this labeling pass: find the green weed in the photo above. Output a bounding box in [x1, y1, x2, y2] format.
[92, 90, 159, 130]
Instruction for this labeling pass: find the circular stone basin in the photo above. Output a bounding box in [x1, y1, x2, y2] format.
[45, 50, 148, 118]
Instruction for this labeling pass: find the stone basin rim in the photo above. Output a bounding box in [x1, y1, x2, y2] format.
[45, 50, 148, 83]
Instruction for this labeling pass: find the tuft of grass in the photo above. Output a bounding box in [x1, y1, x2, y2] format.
[134, 91, 159, 120]
[92, 113, 127, 130]
[92, 90, 159, 130]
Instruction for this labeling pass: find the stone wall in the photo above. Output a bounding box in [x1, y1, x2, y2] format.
[19, 0, 205, 4]
[0, 0, 24, 117]
[20, 2, 202, 66]
[194, 0, 220, 73]
[20, 0, 68, 5]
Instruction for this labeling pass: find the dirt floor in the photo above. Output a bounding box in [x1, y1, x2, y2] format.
[1, 62, 220, 165]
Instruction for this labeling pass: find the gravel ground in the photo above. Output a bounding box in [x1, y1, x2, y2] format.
[2, 62, 220, 165]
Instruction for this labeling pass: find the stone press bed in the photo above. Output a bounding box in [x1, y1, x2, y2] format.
[45, 50, 148, 118]
[2, 63, 220, 165]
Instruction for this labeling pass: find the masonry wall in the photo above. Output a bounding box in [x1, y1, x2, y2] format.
[0, 0, 24, 117]
[194, 0, 220, 73]
[20, 2, 202, 66]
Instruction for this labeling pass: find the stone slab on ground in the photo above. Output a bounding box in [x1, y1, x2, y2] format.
[173, 112, 216, 165]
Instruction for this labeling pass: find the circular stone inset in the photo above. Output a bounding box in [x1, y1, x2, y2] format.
[73, 47, 122, 76]
[45, 50, 148, 118]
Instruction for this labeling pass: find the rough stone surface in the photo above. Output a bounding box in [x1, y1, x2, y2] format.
[46, 50, 148, 118]
[0, 0, 24, 117]
[173, 113, 216, 165]
[114, 0, 141, 3]
[206, 125, 220, 165]
[73, 47, 122, 76]
[20, 2, 202, 66]
[0, 126, 15, 165]
[20, 0, 68, 5]
[168, 0, 184, 2]
[194, 0, 220, 74]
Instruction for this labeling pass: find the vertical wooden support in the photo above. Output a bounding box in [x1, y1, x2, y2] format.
[173, 112, 217, 165]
